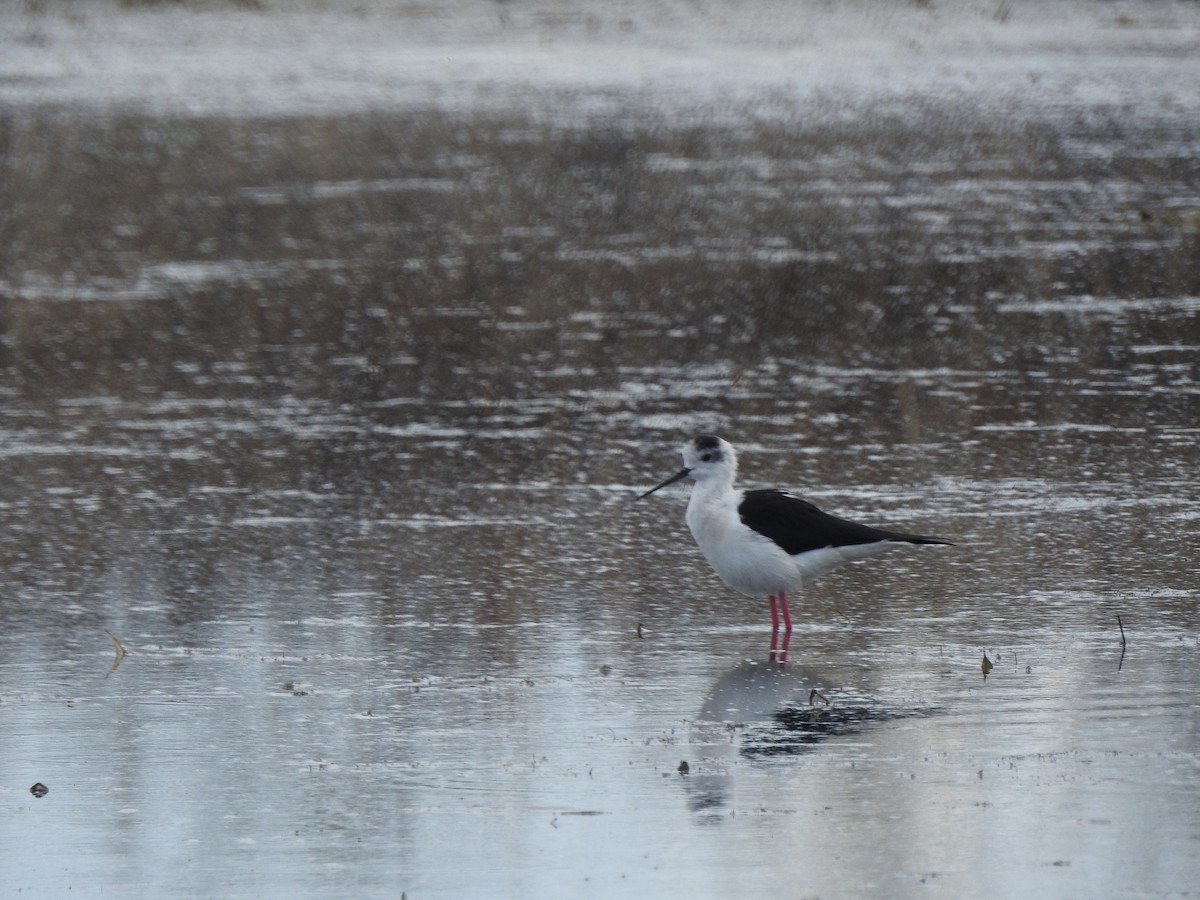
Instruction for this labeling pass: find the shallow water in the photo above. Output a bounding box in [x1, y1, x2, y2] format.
[3, 4, 1200, 899]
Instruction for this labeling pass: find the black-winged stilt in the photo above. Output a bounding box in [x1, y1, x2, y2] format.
[639, 434, 951, 662]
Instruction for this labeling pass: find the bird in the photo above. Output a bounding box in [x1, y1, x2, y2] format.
[639, 434, 951, 662]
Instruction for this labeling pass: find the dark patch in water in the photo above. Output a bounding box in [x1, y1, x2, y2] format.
[739, 701, 938, 757]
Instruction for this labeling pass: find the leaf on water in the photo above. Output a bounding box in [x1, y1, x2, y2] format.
[106, 630, 127, 674]
[981, 653, 993, 676]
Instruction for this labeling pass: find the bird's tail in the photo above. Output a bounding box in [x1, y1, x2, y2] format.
[885, 531, 954, 546]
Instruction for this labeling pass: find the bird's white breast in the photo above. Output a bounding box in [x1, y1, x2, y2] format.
[685, 486, 804, 597]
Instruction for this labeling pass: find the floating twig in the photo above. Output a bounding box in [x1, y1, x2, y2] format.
[1117, 615, 1127, 648]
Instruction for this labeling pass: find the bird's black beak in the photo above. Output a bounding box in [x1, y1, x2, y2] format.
[637, 468, 692, 499]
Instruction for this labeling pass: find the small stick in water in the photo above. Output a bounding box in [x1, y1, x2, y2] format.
[1117, 615, 1127, 647]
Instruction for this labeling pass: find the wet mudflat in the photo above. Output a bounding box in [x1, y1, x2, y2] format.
[2, 2, 1200, 898]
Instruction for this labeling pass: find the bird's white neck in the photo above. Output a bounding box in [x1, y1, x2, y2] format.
[685, 478, 741, 545]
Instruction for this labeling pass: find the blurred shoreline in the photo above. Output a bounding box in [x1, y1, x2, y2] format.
[3, 0, 1200, 120]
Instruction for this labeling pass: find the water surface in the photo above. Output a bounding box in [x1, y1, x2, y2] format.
[2, 3, 1199, 898]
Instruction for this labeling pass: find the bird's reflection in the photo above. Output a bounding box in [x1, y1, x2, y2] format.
[695, 657, 826, 725]
[683, 657, 935, 817]
[683, 658, 828, 816]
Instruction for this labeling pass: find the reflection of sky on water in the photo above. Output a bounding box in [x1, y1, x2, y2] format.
[5, 569, 1197, 897]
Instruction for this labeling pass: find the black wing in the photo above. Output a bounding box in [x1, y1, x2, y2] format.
[738, 489, 952, 555]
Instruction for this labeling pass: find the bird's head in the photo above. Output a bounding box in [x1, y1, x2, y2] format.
[638, 434, 738, 498]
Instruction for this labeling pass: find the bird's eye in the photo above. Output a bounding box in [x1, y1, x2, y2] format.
[700, 453, 713, 462]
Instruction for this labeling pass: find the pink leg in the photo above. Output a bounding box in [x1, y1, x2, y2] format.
[768, 594, 780, 661]
[769, 594, 780, 633]
[777, 590, 793, 665]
